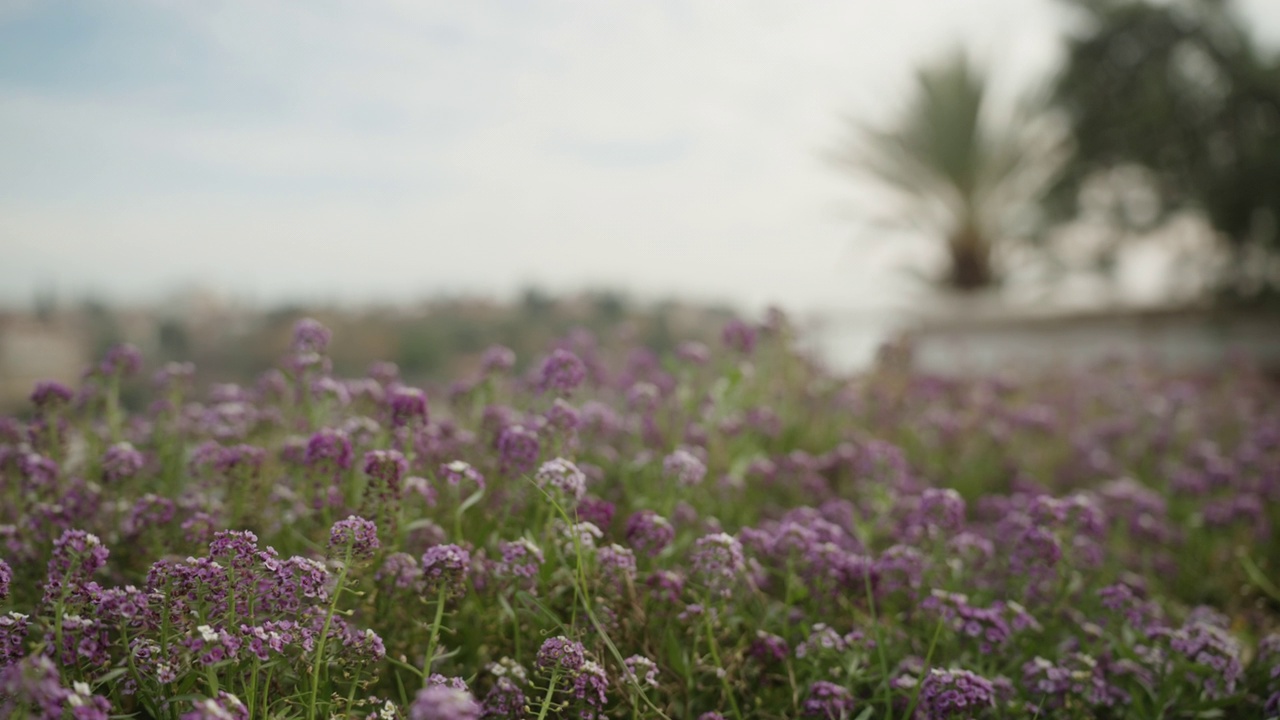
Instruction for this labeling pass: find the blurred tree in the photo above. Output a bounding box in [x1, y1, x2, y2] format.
[833, 51, 1067, 292]
[156, 318, 190, 358]
[80, 298, 122, 360]
[1050, 0, 1280, 302]
[591, 291, 628, 324]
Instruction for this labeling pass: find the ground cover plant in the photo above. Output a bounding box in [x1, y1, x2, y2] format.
[1, 314, 1278, 719]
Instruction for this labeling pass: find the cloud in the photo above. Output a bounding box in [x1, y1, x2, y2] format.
[1, 0, 1080, 311]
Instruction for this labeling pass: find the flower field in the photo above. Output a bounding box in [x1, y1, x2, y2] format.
[1, 315, 1278, 719]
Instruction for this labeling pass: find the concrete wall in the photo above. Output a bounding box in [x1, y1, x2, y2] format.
[903, 308, 1280, 376]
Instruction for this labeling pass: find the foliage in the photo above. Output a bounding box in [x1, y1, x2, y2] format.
[833, 51, 1068, 292]
[1, 317, 1279, 718]
[1049, 0, 1280, 302]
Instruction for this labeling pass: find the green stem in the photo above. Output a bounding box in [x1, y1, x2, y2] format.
[51, 560, 79, 666]
[421, 585, 448, 684]
[247, 657, 261, 719]
[107, 375, 122, 443]
[344, 667, 363, 715]
[205, 665, 220, 696]
[262, 666, 276, 718]
[307, 551, 351, 720]
[119, 623, 157, 719]
[534, 670, 562, 720]
[904, 617, 946, 720]
[864, 571, 893, 720]
[701, 601, 742, 720]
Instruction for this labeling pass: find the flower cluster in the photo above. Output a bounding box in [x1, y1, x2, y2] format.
[0, 314, 1277, 718]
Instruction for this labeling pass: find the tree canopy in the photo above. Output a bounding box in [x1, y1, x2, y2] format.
[1050, 0, 1280, 302]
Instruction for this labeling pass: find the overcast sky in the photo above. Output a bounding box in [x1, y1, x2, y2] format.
[3, 1, 1278, 314]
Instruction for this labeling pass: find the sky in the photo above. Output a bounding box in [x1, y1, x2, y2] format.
[3, 0, 1279, 315]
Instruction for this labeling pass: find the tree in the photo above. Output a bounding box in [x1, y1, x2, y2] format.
[1049, 0, 1280, 302]
[832, 51, 1068, 292]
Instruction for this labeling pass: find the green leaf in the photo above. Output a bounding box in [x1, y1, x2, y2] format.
[94, 667, 130, 685]
[456, 487, 486, 517]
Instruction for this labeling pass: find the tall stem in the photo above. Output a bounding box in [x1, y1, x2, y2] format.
[701, 599, 742, 720]
[307, 551, 351, 720]
[421, 585, 448, 684]
[534, 670, 562, 720]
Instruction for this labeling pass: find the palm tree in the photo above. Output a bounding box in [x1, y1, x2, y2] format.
[832, 51, 1067, 292]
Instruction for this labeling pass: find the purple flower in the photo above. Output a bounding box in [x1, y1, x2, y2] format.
[913, 488, 966, 537]
[721, 320, 757, 355]
[1022, 654, 1127, 711]
[920, 668, 995, 719]
[439, 460, 485, 490]
[625, 510, 674, 557]
[544, 398, 581, 434]
[482, 677, 525, 719]
[690, 533, 745, 598]
[364, 450, 408, 488]
[626, 382, 661, 412]
[749, 631, 789, 664]
[481, 345, 516, 374]
[571, 660, 609, 719]
[30, 381, 74, 410]
[576, 496, 615, 531]
[184, 624, 242, 667]
[496, 425, 540, 474]
[409, 685, 481, 720]
[802, 681, 855, 719]
[426, 674, 469, 691]
[0, 559, 10, 602]
[388, 386, 429, 428]
[312, 376, 351, 406]
[292, 318, 332, 354]
[557, 521, 603, 555]
[421, 544, 471, 598]
[596, 544, 637, 588]
[623, 655, 659, 688]
[663, 448, 707, 486]
[1, 655, 112, 719]
[44, 530, 109, 603]
[154, 361, 196, 390]
[536, 636, 586, 673]
[795, 624, 852, 659]
[377, 552, 424, 592]
[339, 625, 387, 666]
[534, 457, 587, 503]
[329, 516, 381, 562]
[305, 428, 353, 470]
[0, 612, 31, 667]
[122, 494, 176, 537]
[19, 453, 59, 489]
[209, 529, 261, 571]
[1161, 612, 1244, 699]
[100, 442, 144, 483]
[182, 692, 249, 720]
[538, 349, 587, 395]
[646, 570, 685, 603]
[921, 590, 1018, 651]
[100, 343, 143, 377]
[676, 341, 710, 365]
[496, 539, 544, 580]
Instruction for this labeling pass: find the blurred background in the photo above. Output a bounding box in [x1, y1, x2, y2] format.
[3, 0, 1279, 410]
